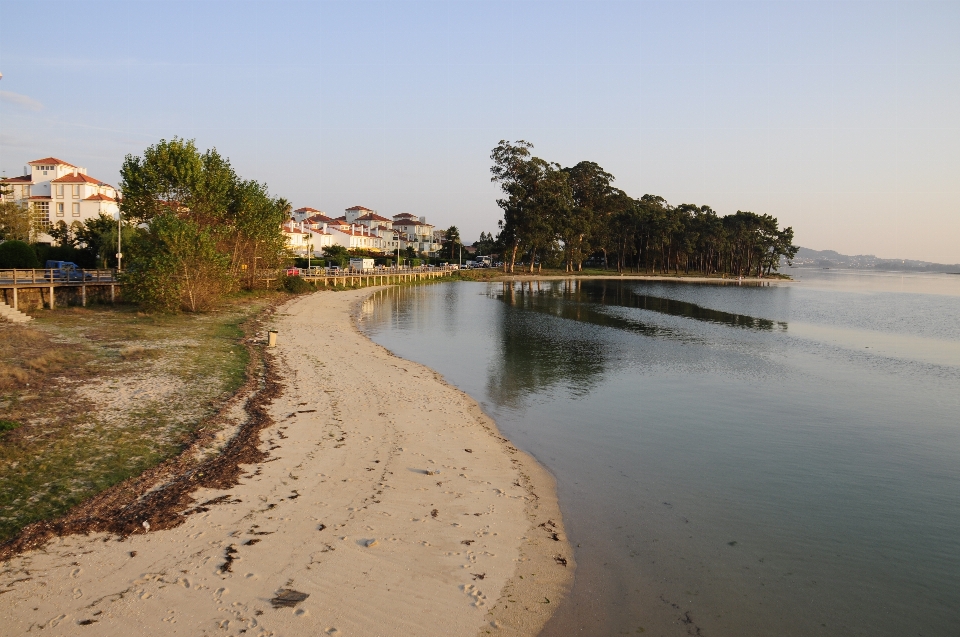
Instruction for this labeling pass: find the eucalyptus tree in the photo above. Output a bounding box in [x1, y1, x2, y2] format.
[490, 140, 572, 273]
[560, 161, 616, 272]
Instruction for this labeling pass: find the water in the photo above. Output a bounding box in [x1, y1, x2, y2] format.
[359, 270, 960, 636]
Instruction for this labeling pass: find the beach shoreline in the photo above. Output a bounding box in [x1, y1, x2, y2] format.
[0, 288, 573, 636]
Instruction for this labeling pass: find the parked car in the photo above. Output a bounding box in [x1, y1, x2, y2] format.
[328, 265, 341, 274]
[285, 267, 301, 276]
[44, 260, 91, 281]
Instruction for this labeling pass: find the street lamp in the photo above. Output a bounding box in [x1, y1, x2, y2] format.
[114, 208, 123, 272]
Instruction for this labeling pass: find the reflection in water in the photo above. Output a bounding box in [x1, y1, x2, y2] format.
[485, 300, 606, 409]
[491, 279, 787, 336]
[491, 280, 685, 340]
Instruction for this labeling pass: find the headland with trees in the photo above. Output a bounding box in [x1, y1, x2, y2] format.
[487, 140, 798, 277]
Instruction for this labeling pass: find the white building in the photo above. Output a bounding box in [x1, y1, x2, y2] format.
[1, 157, 119, 242]
[280, 205, 443, 257]
[392, 213, 442, 255]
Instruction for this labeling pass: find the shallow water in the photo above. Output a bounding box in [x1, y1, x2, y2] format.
[359, 270, 960, 636]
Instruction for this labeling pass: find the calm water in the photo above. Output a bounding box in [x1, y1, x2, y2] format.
[359, 270, 960, 636]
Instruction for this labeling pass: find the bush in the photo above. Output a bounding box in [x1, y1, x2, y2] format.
[283, 275, 313, 294]
[0, 240, 40, 268]
[0, 420, 21, 432]
[123, 213, 233, 312]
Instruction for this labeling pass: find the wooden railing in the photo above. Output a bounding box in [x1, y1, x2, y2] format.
[0, 269, 117, 285]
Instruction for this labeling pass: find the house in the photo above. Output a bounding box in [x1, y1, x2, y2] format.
[392, 213, 442, 255]
[1, 157, 119, 242]
[291, 207, 328, 222]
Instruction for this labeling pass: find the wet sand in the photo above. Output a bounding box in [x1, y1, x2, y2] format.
[0, 289, 572, 636]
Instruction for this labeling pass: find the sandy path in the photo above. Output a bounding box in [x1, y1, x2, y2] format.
[0, 289, 572, 636]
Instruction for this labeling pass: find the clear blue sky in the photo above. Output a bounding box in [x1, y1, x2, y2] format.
[1, 1, 958, 262]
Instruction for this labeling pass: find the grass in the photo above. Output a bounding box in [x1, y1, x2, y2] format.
[0, 295, 274, 544]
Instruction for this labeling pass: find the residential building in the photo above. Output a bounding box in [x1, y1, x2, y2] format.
[392, 213, 442, 255]
[1, 157, 119, 241]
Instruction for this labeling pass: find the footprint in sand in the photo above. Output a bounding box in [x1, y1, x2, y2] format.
[47, 614, 67, 627]
[72, 587, 83, 599]
[460, 583, 488, 608]
[178, 578, 192, 588]
[70, 567, 82, 578]
[138, 589, 152, 600]
[326, 629, 340, 636]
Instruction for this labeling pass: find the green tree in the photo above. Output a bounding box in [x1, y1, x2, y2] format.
[119, 138, 289, 307]
[123, 213, 232, 313]
[0, 240, 40, 268]
[441, 225, 462, 261]
[0, 200, 32, 243]
[322, 245, 349, 267]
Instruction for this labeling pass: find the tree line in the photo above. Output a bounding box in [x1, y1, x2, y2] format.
[489, 140, 798, 276]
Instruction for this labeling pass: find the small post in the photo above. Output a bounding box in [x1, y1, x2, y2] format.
[110, 284, 115, 303]
[49, 285, 55, 309]
[268, 330, 278, 347]
[12, 287, 18, 310]
[82, 285, 87, 307]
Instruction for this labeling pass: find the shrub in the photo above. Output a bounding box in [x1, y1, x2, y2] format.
[283, 275, 313, 294]
[0, 420, 21, 433]
[0, 240, 40, 268]
[122, 213, 234, 312]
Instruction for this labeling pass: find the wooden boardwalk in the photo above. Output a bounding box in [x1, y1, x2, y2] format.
[0, 267, 456, 311]
[299, 266, 455, 287]
[0, 269, 118, 310]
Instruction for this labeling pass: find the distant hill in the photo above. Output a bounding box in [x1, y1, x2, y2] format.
[787, 247, 960, 274]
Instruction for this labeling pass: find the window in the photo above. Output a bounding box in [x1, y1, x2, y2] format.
[23, 186, 31, 198]
[56, 203, 64, 217]
[72, 202, 80, 217]
[32, 201, 51, 231]
[72, 185, 80, 198]
[56, 185, 64, 198]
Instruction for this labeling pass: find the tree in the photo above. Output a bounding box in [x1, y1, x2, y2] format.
[474, 231, 495, 257]
[490, 140, 572, 273]
[0, 200, 32, 243]
[322, 245, 349, 268]
[122, 213, 232, 313]
[0, 240, 40, 268]
[487, 142, 798, 278]
[441, 225, 461, 261]
[119, 138, 289, 309]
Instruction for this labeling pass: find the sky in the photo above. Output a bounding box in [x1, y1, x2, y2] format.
[1, 0, 958, 262]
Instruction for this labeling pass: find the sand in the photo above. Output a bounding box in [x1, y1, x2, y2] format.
[0, 289, 573, 636]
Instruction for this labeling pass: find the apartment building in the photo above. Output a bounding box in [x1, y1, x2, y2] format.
[1, 157, 119, 241]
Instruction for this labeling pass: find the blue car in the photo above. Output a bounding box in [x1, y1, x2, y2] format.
[45, 260, 92, 281]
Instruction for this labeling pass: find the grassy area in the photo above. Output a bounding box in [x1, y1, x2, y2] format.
[0, 295, 276, 544]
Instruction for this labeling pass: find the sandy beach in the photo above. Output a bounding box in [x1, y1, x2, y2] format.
[0, 289, 573, 636]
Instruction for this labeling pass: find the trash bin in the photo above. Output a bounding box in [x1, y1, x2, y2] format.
[268, 330, 278, 347]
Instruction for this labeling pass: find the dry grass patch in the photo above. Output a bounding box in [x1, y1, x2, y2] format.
[0, 295, 276, 543]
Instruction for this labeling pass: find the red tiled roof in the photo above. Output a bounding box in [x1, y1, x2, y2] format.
[84, 194, 116, 201]
[394, 218, 423, 226]
[0, 175, 32, 183]
[294, 207, 323, 213]
[346, 205, 373, 211]
[393, 212, 418, 219]
[306, 214, 337, 224]
[356, 213, 392, 222]
[28, 157, 76, 167]
[51, 173, 112, 186]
